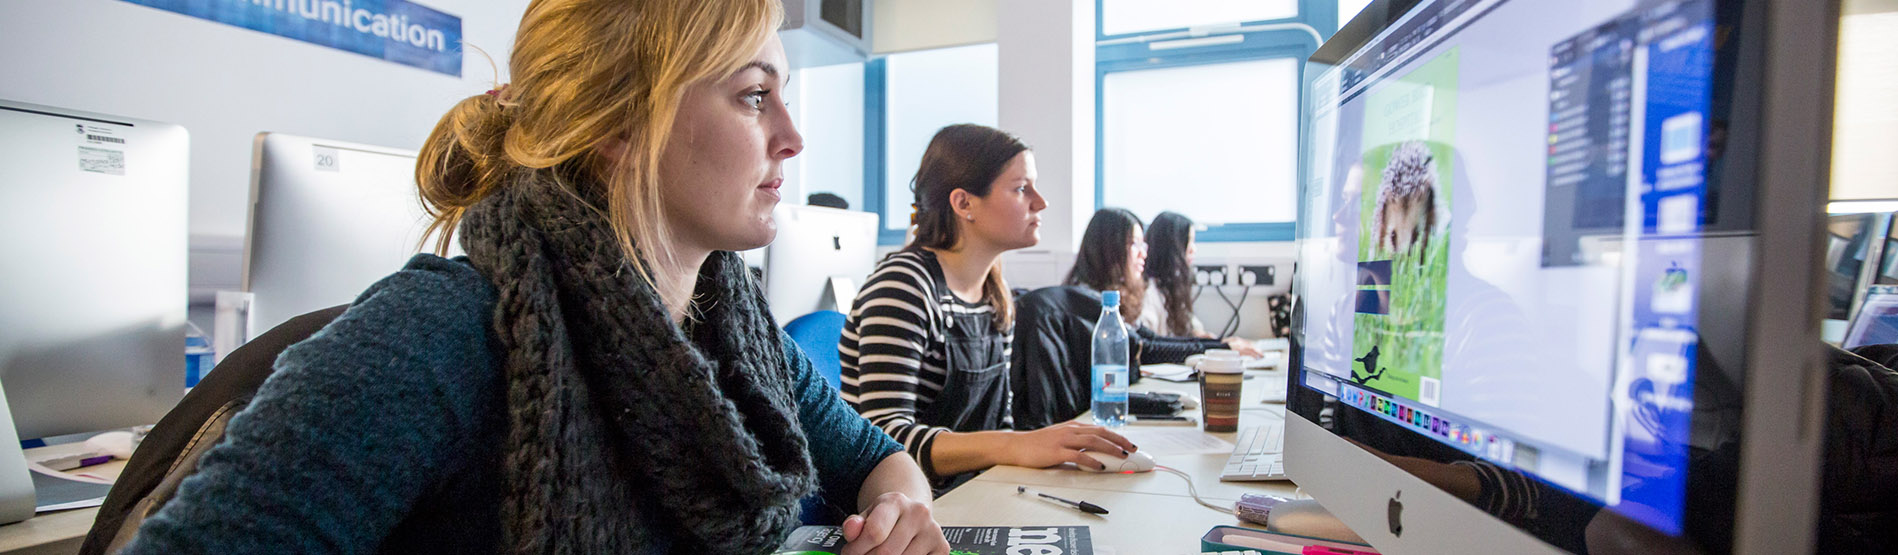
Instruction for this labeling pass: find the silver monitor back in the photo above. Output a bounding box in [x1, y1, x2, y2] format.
[0, 99, 189, 440]
[763, 204, 879, 325]
[242, 133, 458, 336]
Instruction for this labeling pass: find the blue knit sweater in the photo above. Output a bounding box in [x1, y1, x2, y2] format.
[123, 255, 902, 553]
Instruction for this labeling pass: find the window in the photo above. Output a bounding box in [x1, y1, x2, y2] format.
[788, 62, 864, 210]
[1096, 0, 1340, 241]
[1338, 0, 1373, 27]
[1101, 58, 1300, 228]
[872, 43, 999, 243]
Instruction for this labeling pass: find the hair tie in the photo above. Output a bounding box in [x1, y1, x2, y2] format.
[485, 84, 510, 98]
[909, 202, 921, 226]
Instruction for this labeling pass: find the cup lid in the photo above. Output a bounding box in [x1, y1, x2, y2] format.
[1199, 357, 1245, 373]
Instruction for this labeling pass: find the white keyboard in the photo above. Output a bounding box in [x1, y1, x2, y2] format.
[1218, 423, 1288, 481]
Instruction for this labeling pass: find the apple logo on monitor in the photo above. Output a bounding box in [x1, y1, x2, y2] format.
[1387, 491, 1404, 537]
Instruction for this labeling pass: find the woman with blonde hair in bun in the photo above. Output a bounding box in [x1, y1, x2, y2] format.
[119, 0, 945, 552]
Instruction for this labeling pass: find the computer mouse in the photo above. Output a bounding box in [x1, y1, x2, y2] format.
[1177, 393, 1201, 409]
[1079, 450, 1156, 473]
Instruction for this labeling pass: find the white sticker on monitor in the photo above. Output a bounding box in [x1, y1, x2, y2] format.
[72, 123, 127, 176]
[313, 146, 341, 172]
[73, 123, 128, 149]
[77, 147, 125, 176]
[1418, 376, 1441, 407]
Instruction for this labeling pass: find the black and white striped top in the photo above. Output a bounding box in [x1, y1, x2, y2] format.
[839, 250, 1012, 470]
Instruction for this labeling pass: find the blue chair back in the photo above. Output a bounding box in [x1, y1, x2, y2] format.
[783, 310, 848, 390]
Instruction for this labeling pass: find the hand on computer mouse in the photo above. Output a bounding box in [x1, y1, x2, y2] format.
[1078, 450, 1156, 473]
[1005, 422, 1138, 470]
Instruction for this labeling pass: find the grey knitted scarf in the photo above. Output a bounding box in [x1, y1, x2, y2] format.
[458, 169, 817, 554]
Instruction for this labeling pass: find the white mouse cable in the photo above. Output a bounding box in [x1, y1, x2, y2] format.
[1153, 465, 1236, 515]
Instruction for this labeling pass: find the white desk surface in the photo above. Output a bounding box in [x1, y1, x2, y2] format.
[0, 443, 127, 555]
[933, 370, 1316, 555]
[0, 353, 1309, 555]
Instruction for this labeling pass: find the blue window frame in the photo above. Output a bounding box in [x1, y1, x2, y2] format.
[1095, 0, 1341, 242]
[861, 58, 904, 245]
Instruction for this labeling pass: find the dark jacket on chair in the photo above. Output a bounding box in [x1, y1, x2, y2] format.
[1010, 285, 1226, 430]
[81, 304, 349, 554]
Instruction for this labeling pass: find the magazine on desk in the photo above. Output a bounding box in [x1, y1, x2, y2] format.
[774, 525, 1093, 555]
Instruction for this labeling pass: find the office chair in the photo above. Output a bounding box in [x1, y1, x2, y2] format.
[82, 305, 349, 554]
[783, 310, 847, 390]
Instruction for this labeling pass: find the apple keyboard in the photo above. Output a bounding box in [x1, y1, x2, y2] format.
[1219, 423, 1288, 481]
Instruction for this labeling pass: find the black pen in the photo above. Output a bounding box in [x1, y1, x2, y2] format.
[1016, 486, 1109, 515]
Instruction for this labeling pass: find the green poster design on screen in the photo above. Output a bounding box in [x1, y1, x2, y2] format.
[1352, 48, 1458, 405]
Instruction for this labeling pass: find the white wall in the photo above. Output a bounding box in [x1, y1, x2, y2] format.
[1832, 6, 1898, 202]
[0, 0, 530, 296]
[997, 0, 1096, 290]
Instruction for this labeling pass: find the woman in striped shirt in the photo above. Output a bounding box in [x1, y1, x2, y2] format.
[841, 124, 1137, 484]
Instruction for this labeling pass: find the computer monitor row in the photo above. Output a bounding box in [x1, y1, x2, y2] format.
[1290, 0, 1831, 553]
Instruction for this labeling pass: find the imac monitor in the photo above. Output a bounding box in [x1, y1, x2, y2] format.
[243, 133, 460, 336]
[762, 204, 878, 325]
[0, 100, 189, 440]
[1290, 0, 1830, 553]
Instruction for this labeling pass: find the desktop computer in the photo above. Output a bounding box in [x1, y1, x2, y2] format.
[1289, 0, 1831, 553]
[0, 99, 193, 522]
[243, 133, 460, 337]
[0, 100, 190, 439]
[760, 204, 878, 325]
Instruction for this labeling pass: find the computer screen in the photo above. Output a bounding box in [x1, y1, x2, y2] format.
[244, 133, 460, 336]
[1842, 285, 1898, 350]
[1289, 0, 1828, 553]
[0, 99, 189, 439]
[761, 204, 879, 325]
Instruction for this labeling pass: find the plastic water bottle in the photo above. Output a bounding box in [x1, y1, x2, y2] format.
[1092, 290, 1130, 427]
[185, 321, 214, 388]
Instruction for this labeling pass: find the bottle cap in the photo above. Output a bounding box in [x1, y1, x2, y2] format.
[1101, 290, 1120, 307]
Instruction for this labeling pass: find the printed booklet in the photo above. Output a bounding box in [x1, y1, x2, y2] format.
[774, 525, 1092, 555]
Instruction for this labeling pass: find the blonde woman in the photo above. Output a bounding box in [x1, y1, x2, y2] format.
[119, 0, 944, 553]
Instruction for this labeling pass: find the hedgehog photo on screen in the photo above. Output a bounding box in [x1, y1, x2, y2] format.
[1371, 141, 1440, 259]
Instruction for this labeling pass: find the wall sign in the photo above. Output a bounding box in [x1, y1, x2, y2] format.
[123, 0, 463, 76]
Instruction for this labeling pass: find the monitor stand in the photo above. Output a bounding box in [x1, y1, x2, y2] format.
[0, 383, 39, 524]
[823, 276, 860, 314]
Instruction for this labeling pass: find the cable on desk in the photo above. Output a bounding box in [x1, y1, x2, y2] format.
[1154, 465, 1236, 515]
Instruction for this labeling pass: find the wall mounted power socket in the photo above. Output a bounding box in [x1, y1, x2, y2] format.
[1238, 265, 1275, 287]
[1195, 264, 1228, 286]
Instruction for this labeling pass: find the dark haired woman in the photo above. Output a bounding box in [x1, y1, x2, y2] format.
[1009, 209, 1261, 429]
[1141, 211, 1211, 338]
[840, 124, 1136, 484]
[1067, 208, 1262, 359]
